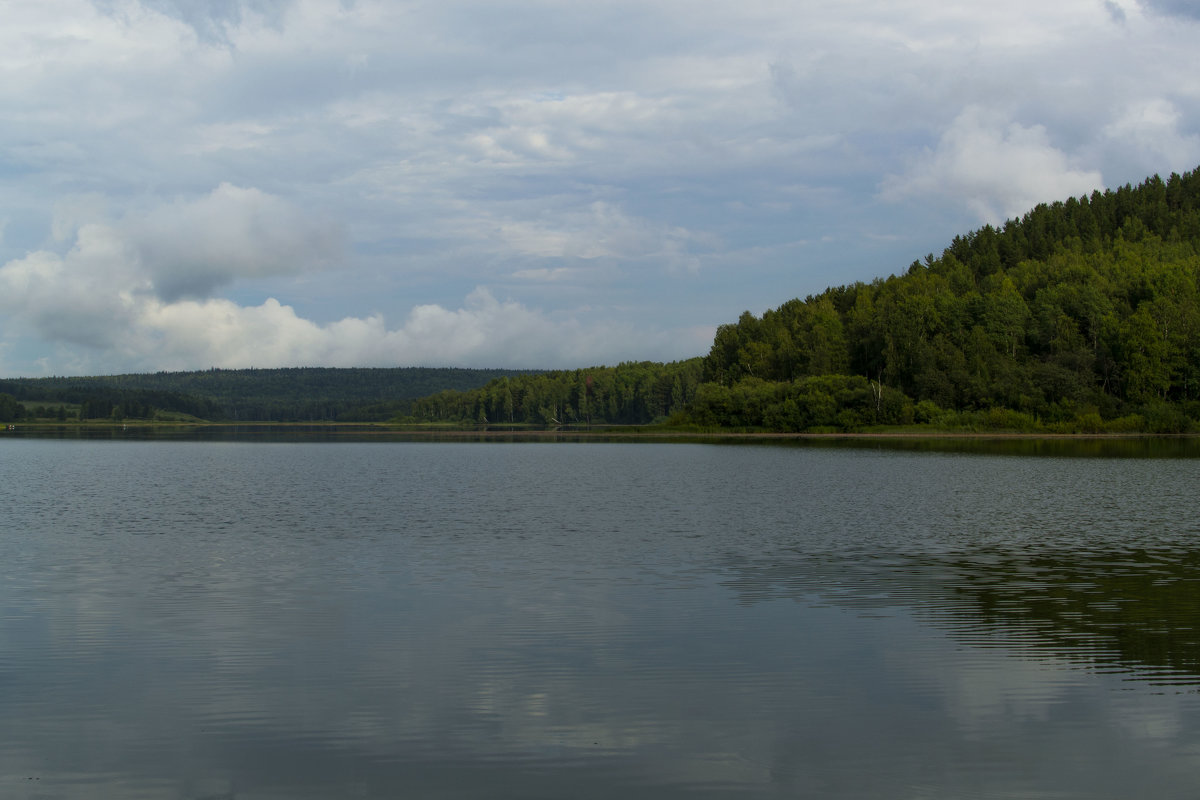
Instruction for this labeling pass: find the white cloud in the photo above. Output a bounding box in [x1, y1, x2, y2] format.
[490, 201, 713, 273]
[51, 194, 112, 242]
[0, 219, 694, 371]
[880, 106, 1105, 223]
[1099, 98, 1200, 176]
[0, 225, 144, 348]
[11, 184, 341, 304]
[127, 288, 692, 371]
[128, 183, 342, 300]
[0, 0, 1197, 373]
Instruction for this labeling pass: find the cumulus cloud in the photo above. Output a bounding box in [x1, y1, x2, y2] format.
[128, 183, 342, 300]
[138, 289, 693, 371]
[0, 225, 144, 348]
[17, 183, 340, 306]
[1099, 99, 1200, 176]
[879, 106, 1105, 223]
[1, 0, 1198, 374]
[0, 219, 695, 372]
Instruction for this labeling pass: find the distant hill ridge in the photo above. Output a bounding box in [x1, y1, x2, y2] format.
[0, 366, 536, 422]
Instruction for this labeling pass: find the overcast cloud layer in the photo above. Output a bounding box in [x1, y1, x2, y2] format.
[1, 0, 1198, 375]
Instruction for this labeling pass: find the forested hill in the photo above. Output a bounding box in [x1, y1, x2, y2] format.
[0, 367, 534, 422]
[693, 167, 1200, 431]
[406, 166, 1200, 432]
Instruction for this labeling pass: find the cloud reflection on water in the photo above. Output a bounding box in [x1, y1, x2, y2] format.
[2, 438, 1200, 798]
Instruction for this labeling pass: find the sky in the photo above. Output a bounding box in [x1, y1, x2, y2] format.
[1, 0, 1198, 376]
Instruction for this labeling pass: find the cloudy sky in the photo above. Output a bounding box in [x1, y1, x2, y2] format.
[1, 0, 1198, 376]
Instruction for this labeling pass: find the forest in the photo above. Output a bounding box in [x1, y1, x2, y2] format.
[406, 359, 705, 426]
[3, 166, 1199, 432]
[404, 166, 1200, 432]
[0, 367, 531, 423]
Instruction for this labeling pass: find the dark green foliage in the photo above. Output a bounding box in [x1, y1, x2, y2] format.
[942, 547, 1200, 680]
[0, 367, 532, 422]
[9, 167, 1200, 433]
[692, 167, 1200, 430]
[685, 375, 912, 430]
[0, 393, 25, 423]
[405, 360, 704, 426]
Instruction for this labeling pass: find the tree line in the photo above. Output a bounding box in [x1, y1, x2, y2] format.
[0, 367, 531, 422]
[683, 168, 1200, 432]
[6, 166, 1200, 432]
[405, 360, 704, 426]
[410, 167, 1200, 432]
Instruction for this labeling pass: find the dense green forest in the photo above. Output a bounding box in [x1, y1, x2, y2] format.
[405, 166, 1200, 432]
[5, 167, 1200, 432]
[406, 359, 705, 426]
[0, 367, 532, 423]
[689, 167, 1200, 432]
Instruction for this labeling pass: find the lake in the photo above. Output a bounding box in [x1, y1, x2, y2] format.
[2, 435, 1199, 798]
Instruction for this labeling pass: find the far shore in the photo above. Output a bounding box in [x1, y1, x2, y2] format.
[4, 421, 1198, 441]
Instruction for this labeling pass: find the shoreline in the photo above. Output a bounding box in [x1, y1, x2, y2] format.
[4, 422, 1197, 441]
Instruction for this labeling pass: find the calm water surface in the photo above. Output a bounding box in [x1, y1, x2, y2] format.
[2, 438, 1199, 798]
